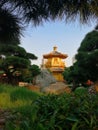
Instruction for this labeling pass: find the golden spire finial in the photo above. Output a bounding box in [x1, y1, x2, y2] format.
[53, 46, 57, 51]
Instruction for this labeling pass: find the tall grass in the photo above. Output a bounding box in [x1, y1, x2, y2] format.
[10, 87, 40, 101]
[0, 83, 40, 109]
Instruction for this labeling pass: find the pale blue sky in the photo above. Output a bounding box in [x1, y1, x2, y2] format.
[20, 20, 96, 67]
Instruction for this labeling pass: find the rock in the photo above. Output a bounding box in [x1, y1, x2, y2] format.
[27, 85, 40, 92]
[94, 81, 98, 92]
[43, 82, 71, 94]
[36, 69, 56, 88]
[21, 69, 71, 94]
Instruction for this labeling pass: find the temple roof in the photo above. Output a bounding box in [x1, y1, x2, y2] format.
[43, 46, 68, 59]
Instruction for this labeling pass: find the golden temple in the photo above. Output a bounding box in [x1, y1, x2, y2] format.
[42, 46, 68, 81]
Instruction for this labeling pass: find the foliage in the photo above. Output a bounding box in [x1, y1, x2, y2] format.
[75, 29, 98, 82]
[63, 29, 98, 88]
[22, 64, 41, 83]
[63, 67, 74, 84]
[0, 0, 98, 42]
[29, 64, 41, 78]
[1, 0, 98, 25]
[77, 30, 98, 52]
[0, 83, 40, 109]
[0, 83, 98, 130]
[5, 92, 98, 130]
[0, 8, 21, 43]
[74, 87, 88, 96]
[0, 41, 37, 85]
[0, 44, 26, 56]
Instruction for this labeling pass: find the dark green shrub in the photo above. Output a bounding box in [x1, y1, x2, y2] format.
[34, 93, 98, 130]
[74, 87, 88, 97]
[5, 92, 98, 130]
[5, 105, 39, 130]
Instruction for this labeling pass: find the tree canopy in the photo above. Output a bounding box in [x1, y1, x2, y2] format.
[63, 28, 98, 89]
[0, 0, 98, 42]
[0, 8, 22, 43]
[1, 0, 98, 24]
[75, 29, 98, 82]
[0, 40, 37, 84]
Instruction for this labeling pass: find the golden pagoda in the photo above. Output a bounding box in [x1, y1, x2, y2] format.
[42, 46, 68, 81]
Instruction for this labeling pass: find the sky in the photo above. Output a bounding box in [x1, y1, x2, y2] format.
[20, 20, 96, 67]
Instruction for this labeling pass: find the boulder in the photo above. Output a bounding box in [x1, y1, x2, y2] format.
[94, 81, 98, 92]
[36, 69, 56, 88]
[27, 85, 40, 92]
[43, 82, 71, 94]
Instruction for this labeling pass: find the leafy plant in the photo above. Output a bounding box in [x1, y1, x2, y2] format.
[3, 88, 98, 130]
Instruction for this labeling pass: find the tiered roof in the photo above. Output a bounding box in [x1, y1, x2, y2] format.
[43, 46, 68, 59]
